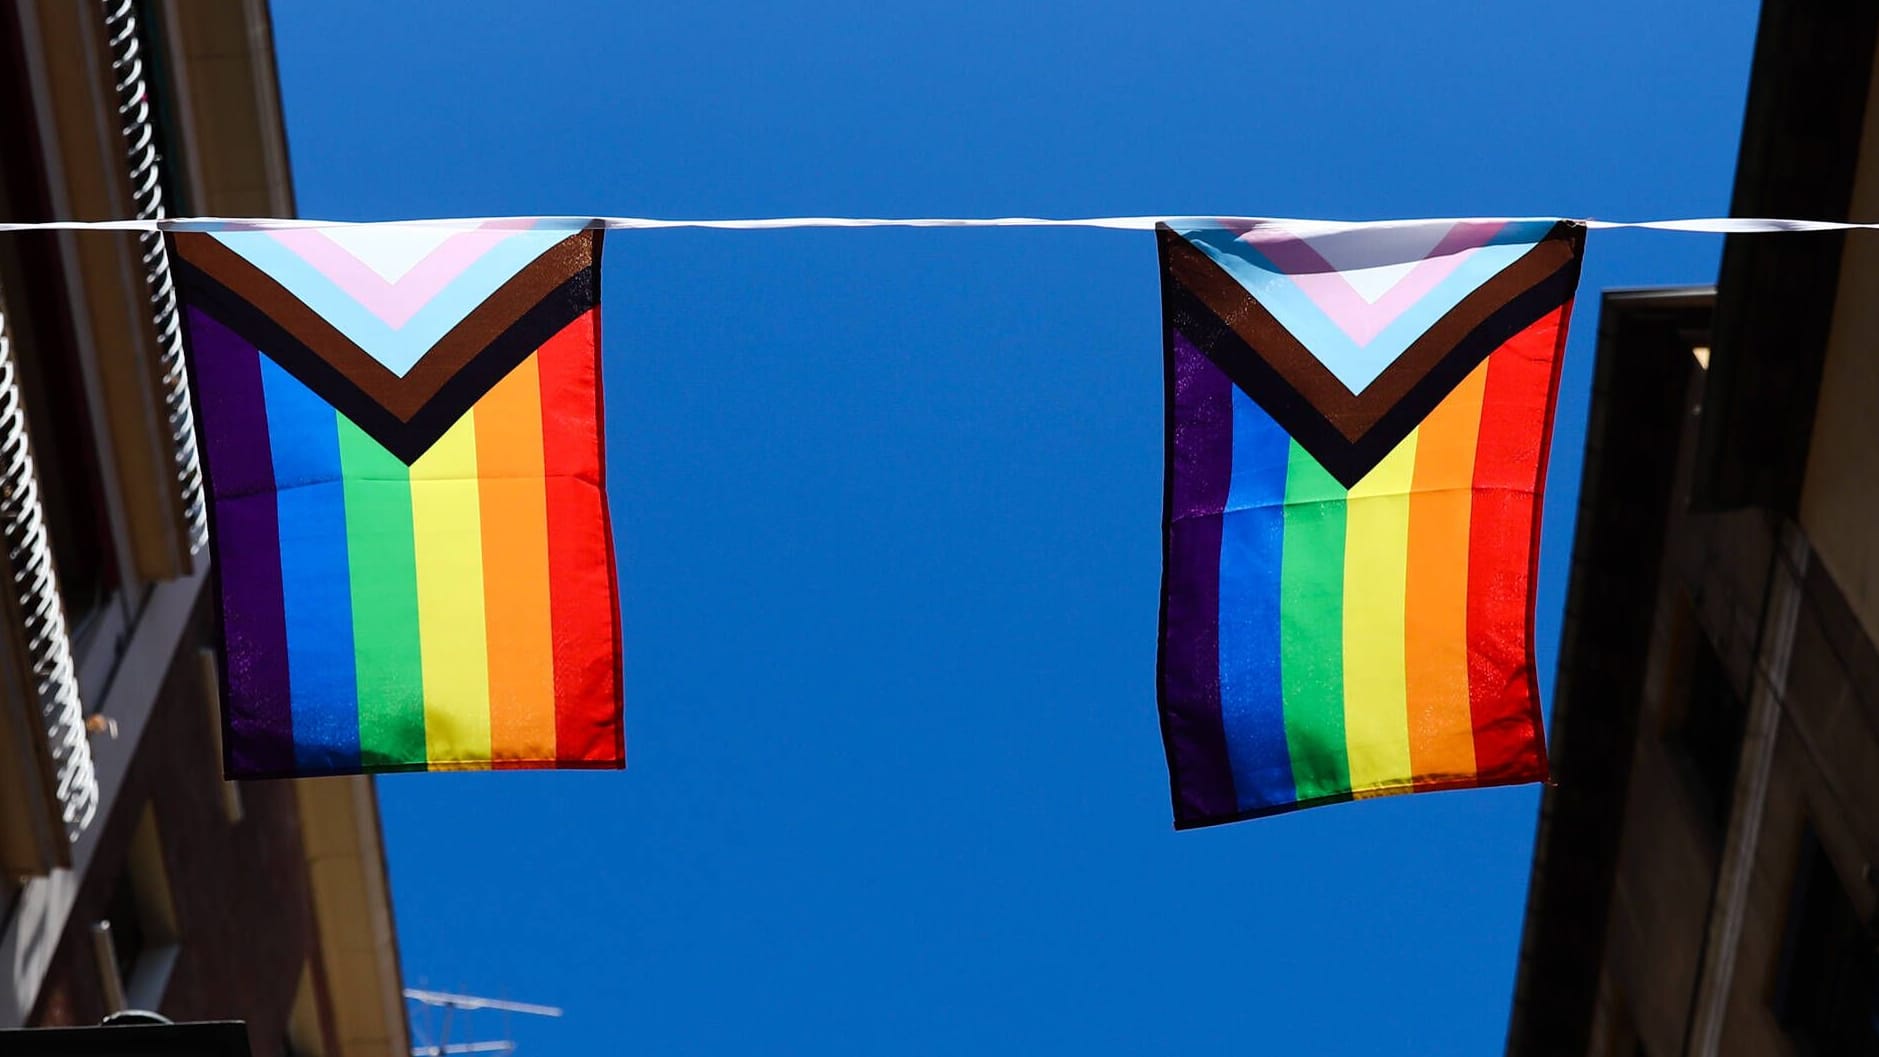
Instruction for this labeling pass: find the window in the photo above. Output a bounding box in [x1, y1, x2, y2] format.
[0, 25, 124, 637]
[90, 807, 180, 1013]
[1773, 825, 1879, 1056]
[131, 0, 194, 216]
[0, 293, 102, 843]
[101, 870, 148, 986]
[1667, 627, 1747, 832]
[0, 259, 121, 639]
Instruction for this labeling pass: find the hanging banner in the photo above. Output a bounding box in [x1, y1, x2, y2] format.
[1155, 219, 1583, 827]
[167, 224, 624, 778]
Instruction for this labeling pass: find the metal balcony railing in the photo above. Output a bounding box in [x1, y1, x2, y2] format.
[0, 297, 98, 843]
[100, 0, 207, 555]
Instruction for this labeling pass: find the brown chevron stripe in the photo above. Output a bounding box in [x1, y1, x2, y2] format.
[170, 230, 594, 421]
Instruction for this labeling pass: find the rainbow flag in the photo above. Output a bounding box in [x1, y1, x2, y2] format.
[170, 224, 622, 778]
[1156, 218, 1583, 827]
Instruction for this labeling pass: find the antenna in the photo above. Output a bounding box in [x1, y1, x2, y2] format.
[405, 988, 563, 1057]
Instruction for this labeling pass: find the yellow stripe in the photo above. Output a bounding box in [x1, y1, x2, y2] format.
[1342, 431, 1419, 795]
[410, 413, 492, 767]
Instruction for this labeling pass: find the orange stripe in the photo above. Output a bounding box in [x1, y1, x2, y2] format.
[475, 354, 559, 765]
[1404, 359, 1488, 787]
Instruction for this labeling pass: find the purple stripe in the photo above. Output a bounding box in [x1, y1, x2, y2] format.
[185, 307, 295, 776]
[1159, 329, 1239, 823]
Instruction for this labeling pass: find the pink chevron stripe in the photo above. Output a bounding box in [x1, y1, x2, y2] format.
[1230, 221, 1509, 346]
[262, 224, 522, 329]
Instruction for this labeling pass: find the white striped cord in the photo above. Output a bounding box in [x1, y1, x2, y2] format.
[1, 214, 1878, 233]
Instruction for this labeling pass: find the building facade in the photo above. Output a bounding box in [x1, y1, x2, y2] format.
[0, 4, 408, 1056]
[1507, 1, 1879, 1055]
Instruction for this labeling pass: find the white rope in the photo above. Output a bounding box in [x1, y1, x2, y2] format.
[0, 214, 1878, 233]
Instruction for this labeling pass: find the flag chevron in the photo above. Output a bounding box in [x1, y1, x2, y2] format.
[1183, 220, 1552, 388]
[205, 225, 580, 368]
[1157, 221, 1583, 489]
[171, 229, 599, 464]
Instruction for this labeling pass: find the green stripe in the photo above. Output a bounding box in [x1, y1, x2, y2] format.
[1279, 442, 1351, 801]
[337, 419, 428, 767]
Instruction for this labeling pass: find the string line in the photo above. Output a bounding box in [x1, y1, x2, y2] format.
[0, 215, 1877, 233]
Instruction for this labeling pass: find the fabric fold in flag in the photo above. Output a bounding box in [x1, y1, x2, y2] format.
[171, 223, 623, 778]
[1155, 218, 1583, 827]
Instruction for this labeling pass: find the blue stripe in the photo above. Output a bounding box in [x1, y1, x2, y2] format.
[1217, 386, 1295, 811]
[259, 357, 362, 772]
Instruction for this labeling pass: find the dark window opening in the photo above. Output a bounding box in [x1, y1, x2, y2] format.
[100, 870, 147, 986]
[7, 300, 122, 637]
[0, 12, 122, 635]
[1668, 627, 1748, 832]
[0, 874, 18, 928]
[1774, 825, 1879, 1056]
[130, 0, 193, 217]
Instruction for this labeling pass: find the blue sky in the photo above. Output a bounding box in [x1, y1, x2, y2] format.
[270, 2, 1758, 1051]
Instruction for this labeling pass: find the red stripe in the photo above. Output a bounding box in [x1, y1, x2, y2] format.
[1464, 304, 1570, 784]
[538, 307, 625, 766]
